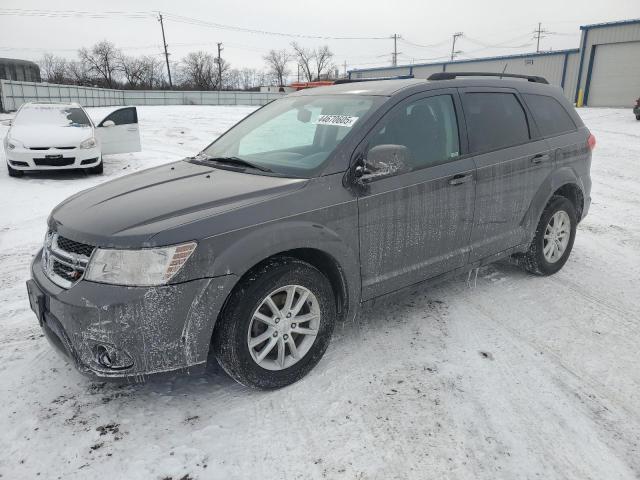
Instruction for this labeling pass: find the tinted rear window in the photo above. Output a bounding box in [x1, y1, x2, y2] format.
[463, 92, 530, 153]
[523, 93, 576, 137]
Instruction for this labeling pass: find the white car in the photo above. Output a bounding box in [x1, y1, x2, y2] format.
[3, 102, 141, 177]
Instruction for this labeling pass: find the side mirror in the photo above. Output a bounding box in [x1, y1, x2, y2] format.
[101, 120, 115, 128]
[1, 119, 12, 127]
[359, 144, 411, 181]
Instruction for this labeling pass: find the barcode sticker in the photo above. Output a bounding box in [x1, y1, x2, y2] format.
[314, 115, 359, 127]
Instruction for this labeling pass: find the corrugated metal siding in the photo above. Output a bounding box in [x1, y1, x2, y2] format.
[351, 67, 410, 79]
[444, 54, 566, 86]
[412, 64, 446, 78]
[577, 22, 640, 104]
[563, 52, 580, 101]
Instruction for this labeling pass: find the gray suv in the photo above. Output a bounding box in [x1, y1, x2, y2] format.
[26, 73, 594, 389]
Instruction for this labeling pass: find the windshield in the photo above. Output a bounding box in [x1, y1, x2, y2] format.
[14, 105, 91, 127]
[201, 95, 382, 177]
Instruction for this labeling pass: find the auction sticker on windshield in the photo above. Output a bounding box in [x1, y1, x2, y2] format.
[314, 115, 359, 127]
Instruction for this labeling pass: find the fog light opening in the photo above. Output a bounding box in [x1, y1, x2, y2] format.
[95, 345, 112, 368]
[92, 343, 134, 370]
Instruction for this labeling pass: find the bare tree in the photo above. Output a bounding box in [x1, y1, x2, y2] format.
[66, 59, 92, 86]
[314, 45, 334, 80]
[291, 43, 335, 82]
[215, 57, 232, 89]
[263, 49, 290, 86]
[78, 40, 120, 88]
[291, 43, 314, 82]
[118, 54, 146, 88]
[139, 55, 165, 89]
[181, 51, 218, 90]
[40, 53, 68, 84]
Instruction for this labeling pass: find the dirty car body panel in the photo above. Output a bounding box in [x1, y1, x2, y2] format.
[27, 77, 593, 381]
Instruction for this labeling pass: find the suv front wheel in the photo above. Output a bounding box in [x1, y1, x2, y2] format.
[523, 195, 577, 275]
[213, 257, 337, 389]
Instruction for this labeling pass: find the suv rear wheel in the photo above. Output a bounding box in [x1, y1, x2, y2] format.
[523, 195, 577, 275]
[213, 257, 336, 389]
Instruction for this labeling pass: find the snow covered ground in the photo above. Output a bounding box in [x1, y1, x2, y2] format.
[0, 105, 639, 480]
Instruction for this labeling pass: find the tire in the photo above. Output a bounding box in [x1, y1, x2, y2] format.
[86, 159, 103, 175]
[523, 195, 577, 276]
[7, 163, 24, 177]
[213, 257, 337, 389]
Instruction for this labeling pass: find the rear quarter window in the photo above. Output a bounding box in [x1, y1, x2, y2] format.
[462, 92, 530, 153]
[523, 93, 577, 137]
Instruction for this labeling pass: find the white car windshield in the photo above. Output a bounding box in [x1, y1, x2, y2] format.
[14, 105, 91, 127]
[201, 95, 383, 177]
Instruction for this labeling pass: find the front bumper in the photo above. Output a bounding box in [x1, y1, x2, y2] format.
[6, 145, 101, 170]
[28, 250, 237, 380]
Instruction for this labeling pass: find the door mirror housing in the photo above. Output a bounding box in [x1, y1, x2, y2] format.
[1, 119, 11, 126]
[101, 120, 116, 128]
[359, 144, 411, 182]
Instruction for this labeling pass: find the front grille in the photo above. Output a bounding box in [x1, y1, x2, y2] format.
[42, 231, 95, 288]
[56, 235, 95, 258]
[29, 146, 75, 150]
[34, 157, 75, 167]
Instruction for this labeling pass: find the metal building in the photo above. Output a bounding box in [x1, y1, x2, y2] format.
[349, 18, 640, 107]
[0, 58, 41, 83]
[575, 19, 640, 107]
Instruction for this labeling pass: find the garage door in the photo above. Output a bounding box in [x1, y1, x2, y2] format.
[587, 41, 640, 107]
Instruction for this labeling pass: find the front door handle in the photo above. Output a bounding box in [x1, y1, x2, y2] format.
[449, 173, 473, 186]
[531, 153, 550, 164]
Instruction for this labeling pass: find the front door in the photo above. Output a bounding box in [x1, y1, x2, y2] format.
[95, 107, 141, 155]
[356, 90, 476, 300]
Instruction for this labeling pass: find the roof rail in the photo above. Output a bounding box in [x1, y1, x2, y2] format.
[334, 75, 415, 84]
[427, 72, 549, 84]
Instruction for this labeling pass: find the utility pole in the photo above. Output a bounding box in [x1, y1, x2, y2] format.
[533, 22, 547, 53]
[450, 32, 463, 61]
[343, 60, 347, 78]
[216, 42, 223, 91]
[391, 34, 401, 66]
[157, 13, 172, 88]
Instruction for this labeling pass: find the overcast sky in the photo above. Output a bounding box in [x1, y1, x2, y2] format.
[1, 0, 638, 79]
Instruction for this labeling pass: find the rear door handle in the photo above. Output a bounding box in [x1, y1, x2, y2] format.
[449, 173, 473, 186]
[531, 153, 550, 164]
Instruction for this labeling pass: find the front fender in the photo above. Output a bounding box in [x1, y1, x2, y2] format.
[199, 204, 361, 323]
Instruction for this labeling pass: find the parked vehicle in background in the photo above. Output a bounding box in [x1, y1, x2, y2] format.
[3, 102, 141, 177]
[634, 97, 640, 120]
[26, 73, 594, 389]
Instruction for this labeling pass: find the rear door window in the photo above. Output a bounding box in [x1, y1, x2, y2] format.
[523, 93, 577, 137]
[462, 92, 530, 153]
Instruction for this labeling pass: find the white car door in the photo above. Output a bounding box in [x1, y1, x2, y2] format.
[95, 107, 141, 155]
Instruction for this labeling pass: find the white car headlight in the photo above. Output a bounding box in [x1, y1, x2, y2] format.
[84, 242, 197, 286]
[5, 138, 21, 150]
[80, 137, 97, 149]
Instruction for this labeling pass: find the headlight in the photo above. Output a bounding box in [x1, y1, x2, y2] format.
[80, 137, 97, 149]
[6, 138, 20, 150]
[84, 242, 197, 286]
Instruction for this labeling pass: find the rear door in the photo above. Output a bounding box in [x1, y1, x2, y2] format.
[357, 89, 476, 300]
[460, 87, 553, 261]
[95, 107, 141, 155]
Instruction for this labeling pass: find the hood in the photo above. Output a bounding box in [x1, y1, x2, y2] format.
[50, 160, 307, 247]
[10, 124, 93, 148]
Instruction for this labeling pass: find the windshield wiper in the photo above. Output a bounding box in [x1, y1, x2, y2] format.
[199, 155, 273, 173]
